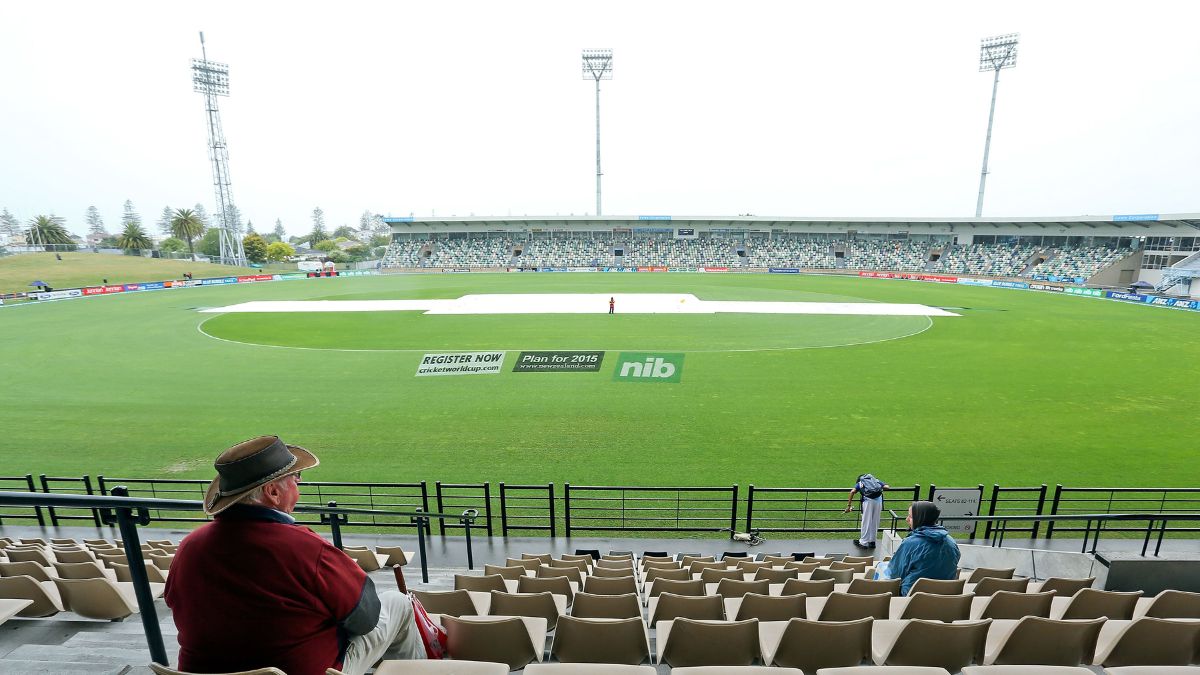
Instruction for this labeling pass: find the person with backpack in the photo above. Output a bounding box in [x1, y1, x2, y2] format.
[844, 473, 889, 549]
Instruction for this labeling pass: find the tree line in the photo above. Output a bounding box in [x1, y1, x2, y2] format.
[0, 202, 393, 265]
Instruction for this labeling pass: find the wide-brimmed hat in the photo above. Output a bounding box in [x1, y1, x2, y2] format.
[203, 436, 319, 515]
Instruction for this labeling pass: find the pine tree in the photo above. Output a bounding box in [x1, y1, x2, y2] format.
[245, 219, 255, 235]
[310, 207, 328, 245]
[157, 206, 174, 234]
[194, 204, 211, 228]
[0, 208, 20, 238]
[273, 219, 286, 240]
[122, 200, 142, 228]
[225, 204, 244, 233]
[85, 206, 106, 235]
[359, 210, 374, 238]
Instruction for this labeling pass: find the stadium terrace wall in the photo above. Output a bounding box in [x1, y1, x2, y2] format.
[4, 475, 1199, 540]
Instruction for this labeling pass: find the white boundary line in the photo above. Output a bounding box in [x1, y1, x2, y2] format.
[194, 313, 936, 354]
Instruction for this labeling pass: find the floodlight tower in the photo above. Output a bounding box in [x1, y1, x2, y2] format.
[582, 49, 613, 216]
[975, 33, 1019, 218]
[192, 32, 246, 266]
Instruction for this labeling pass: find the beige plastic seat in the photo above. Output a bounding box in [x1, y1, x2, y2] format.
[734, 592, 807, 621]
[51, 549, 96, 564]
[786, 560, 824, 573]
[1094, 617, 1200, 667]
[488, 591, 564, 630]
[1058, 588, 1142, 620]
[966, 567, 1016, 583]
[807, 557, 836, 566]
[0, 561, 54, 582]
[148, 553, 174, 571]
[816, 662, 945, 667]
[110, 561, 168, 584]
[842, 555, 876, 565]
[559, 554, 595, 566]
[582, 575, 636, 596]
[413, 589, 480, 617]
[648, 593, 724, 625]
[52, 561, 112, 580]
[506, 558, 541, 573]
[659, 617, 760, 667]
[19, 538, 48, 546]
[570, 592, 641, 619]
[974, 577, 1030, 597]
[1099, 662, 1200, 667]
[53, 577, 138, 620]
[442, 615, 546, 671]
[644, 567, 690, 584]
[484, 564, 529, 581]
[813, 567, 855, 584]
[95, 551, 130, 566]
[538, 565, 583, 586]
[818, 592, 891, 621]
[522, 553, 553, 565]
[1138, 589, 1200, 618]
[761, 555, 798, 566]
[899, 593, 974, 622]
[550, 558, 590, 574]
[847, 578, 902, 596]
[591, 566, 636, 579]
[680, 555, 716, 567]
[908, 578, 967, 596]
[955, 662, 1099, 667]
[755, 567, 801, 584]
[602, 552, 634, 561]
[517, 574, 574, 602]
[4, 548, 54, 566]
[455, 574, 508, 593]
[735, 560, 772, 574]
[782, 577, 836, 597]
[551, 615, 650, 664]
[527, 665, 654, 675]
[688, 560, 727, 575]
[595, 559, 634, 570]
[985, 616, 1105, 665]
[374, 546, 414, 567]
[49, 538, 78, 545]
[640, 555, 675, 568]
[149, 666, 285, 675]
[1038, 577, 1096, 597]
[648, 578, 704, 598]
[979, 590, 1057, 620]
[831, 560, 869, 573]
[700, 567, 743, 583]
[714, 578, 770, 598]
[342, 547, 388, 572]
[874, 618, 991, 670]
[768, 617, 873, 669]
[0, 575, 64, 617]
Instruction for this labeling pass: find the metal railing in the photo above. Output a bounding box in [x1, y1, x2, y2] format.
[887, 509, 1200, 557]
[745, 484, 921, 533]
[985, 484, 1048, 539]
[563, 484, 739, 535]
[1046, 486, 1200, 537]
[499, 482, 556, 537]
[0, 490, 479, 668]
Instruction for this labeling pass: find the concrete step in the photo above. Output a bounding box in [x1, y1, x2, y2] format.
[5, 644, 154, 666]
[0, 661, 134, 675]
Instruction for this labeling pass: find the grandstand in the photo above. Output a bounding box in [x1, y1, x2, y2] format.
[378, 214, 1200, 296]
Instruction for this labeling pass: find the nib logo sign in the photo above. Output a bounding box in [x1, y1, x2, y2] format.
[613, 352, 684, 383]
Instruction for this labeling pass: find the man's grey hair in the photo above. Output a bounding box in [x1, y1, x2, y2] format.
[241, 474, 292, 506]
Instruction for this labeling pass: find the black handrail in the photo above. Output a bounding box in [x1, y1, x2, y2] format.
[884, 510, 1200, 557]
[0, 490, 477, 666]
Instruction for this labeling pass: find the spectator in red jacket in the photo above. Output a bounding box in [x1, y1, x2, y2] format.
[165, 436, 424, 675]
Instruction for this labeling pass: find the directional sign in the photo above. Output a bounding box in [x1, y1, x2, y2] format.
[933, 489, 982, 534]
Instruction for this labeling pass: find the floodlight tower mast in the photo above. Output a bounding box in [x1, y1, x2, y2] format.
[582, 49, 613, 216]
[975, 33, 1019, 218]
[192, 32, 245, 266]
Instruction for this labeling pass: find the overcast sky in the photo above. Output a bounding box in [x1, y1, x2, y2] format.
[2, 1, 1197, 237]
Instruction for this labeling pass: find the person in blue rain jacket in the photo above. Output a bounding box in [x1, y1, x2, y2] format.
[886, 500, 961, 595]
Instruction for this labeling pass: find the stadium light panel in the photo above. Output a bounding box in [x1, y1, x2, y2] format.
[979, 33, 1019, 72]
[192, 58, 230, 96]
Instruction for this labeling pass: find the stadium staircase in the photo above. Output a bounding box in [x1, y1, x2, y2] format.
[1156, 250, 1200, 293]
[1019, 248, 1052, 276]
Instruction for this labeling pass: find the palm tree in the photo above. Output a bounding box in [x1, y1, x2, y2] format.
[169, 208, 206, 258]
[116, 222, 153, 254]
[26, 215, 74, 249]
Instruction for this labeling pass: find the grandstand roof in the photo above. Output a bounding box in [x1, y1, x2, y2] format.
[383, 213, 1200, 235]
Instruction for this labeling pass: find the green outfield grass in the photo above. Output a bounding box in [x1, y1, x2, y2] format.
[0, 272, 1195, 492]
[0, 252, 288, 294]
